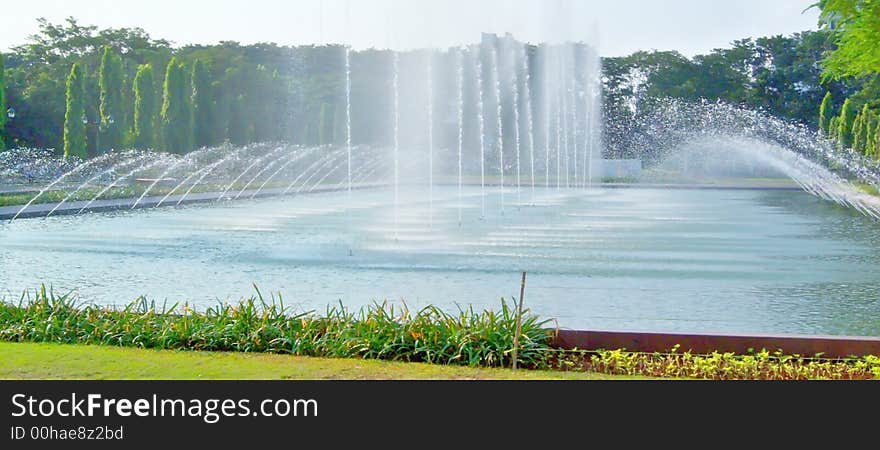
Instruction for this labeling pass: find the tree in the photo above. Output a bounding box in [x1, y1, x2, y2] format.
[98, 45, 124, 152]
[854, 104, 872, 153]
[63, 63, 87, 159]
[829, 116, 841, 141]
[132, 64, 155, 149]
[852, 108, 865, 152]
[190, 59, 213, 148]
[866, 116, 878, 156]
[873, 121, 880, 157]
[819, 91, 834, 134]
[819, 0, 880, 79]
[838, 98, 857, 148]
[160, 57, 191, 153]
[0, 52, 6, 150]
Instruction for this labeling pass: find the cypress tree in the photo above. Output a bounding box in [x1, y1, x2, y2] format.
[190, 59, 213, 148]
[98, 46, 124, 153]
[855, 105, 872, 154]
[853, 110, 865, 153]
[0, 52, 6, 150]
[161, 58, 192, 153]
[866, 117, 877, 157]
[829, 116, 841, 143]
[132, 64, 156, 149]
[819, 92, 833, 135]
[874, 121, 880, 159]
[63, 64, 87, 159]
[838, 98, 857, 149]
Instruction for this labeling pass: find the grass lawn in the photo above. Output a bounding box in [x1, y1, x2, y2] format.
[0, 342, 632, 380]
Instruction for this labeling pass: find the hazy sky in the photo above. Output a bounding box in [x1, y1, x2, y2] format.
[1, 0, 821, 57]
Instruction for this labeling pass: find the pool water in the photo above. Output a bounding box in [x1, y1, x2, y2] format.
[2, 186, 879, 336]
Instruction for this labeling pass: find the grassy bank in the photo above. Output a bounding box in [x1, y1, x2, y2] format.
[2, 287, 879, 380]
[0, 342, 619, 380]
[0, 286, 550, 369]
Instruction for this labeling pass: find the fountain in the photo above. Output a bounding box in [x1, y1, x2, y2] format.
[4, 22, 880, 339]
[475, 48, 486, 217]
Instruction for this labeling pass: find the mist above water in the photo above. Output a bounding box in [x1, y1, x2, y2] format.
[611, 98, 880, 218]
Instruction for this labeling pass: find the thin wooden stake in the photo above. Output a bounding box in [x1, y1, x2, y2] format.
[512, 271, 527, 370]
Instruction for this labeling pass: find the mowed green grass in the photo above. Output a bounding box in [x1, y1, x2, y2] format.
[0, 342, 630, 380]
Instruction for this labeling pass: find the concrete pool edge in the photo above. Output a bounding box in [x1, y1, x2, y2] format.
[0, 182, 389, 221]
[1, 181, 805, 221]
[552, 329, 880, 358]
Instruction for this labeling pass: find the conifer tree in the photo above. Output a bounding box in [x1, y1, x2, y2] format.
[818, 91, 833, 135]
[132, 64, 156, 149]
[853, 109, 866, 152]
[866, 117, 877, 157]
[837, 98, 857, 149]
[63, 64, 87, 159]
[98, 46, 124, 153]
[0, 53, 6, 150]
[161, 58, 192, 153]
[872, 121, 880, 158]
[190, 59, 213, 149]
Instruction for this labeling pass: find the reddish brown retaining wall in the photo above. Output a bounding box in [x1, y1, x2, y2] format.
[553, 330, 880, 359]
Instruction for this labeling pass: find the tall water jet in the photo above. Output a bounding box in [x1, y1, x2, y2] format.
[521, 44, 536, 195]
[475, 49, 486, 217]
[544, 46, 551, 189]
[510, 42, 522, 200]
[492, 46, 504, 212]
[457, 48, 465, 226]
[556, 65, 562, 190]
[427, 51, 434, 229]
[345, 47, 352, 197]
[392, 51, 400, 238]
[583, 47, 598, 190]
[569, 47, 579, 188]
[561, 50, 570, 188]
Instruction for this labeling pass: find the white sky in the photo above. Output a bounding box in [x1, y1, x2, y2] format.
[0, 0, 821, 57]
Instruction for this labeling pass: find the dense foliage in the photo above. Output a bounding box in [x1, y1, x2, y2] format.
[160, 57, 191, 153]
[2, 14, 880, 162]
[98, 45, 124, 152]
[2, 286, 878, 379]
[601, 30, 864, 158]
[814, 0, 880, 156]
[62, 63, 86, 159]
[0, 53, 5, 150]
[555, 348, 880, 380]
[0, 18, 337, 155]
[132, 64, 155, 149]
[818, 0, 880, 80]
[0, 286, 551, 369]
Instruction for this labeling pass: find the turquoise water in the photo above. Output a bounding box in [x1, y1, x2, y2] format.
[2, 186, 879, 336]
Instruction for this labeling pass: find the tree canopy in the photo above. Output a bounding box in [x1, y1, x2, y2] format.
[818, 0, 880, 80]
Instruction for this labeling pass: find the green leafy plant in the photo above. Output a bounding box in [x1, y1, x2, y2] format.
[0, 285, 551, 369]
